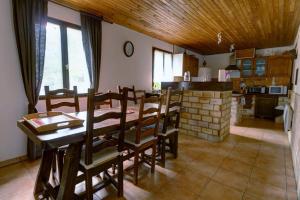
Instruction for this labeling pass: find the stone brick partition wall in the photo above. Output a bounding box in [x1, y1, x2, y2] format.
[179, 90, 232, 142]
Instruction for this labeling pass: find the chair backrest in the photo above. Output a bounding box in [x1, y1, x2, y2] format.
[162, 87, 184, 132]
[135, 90, 146, 103]
[94, 90, 113, 109]
[118, 85, 138, 104]
[134, 95, 162, 144]
[85, 88, 128, 165]
[44, 86, 80, 112]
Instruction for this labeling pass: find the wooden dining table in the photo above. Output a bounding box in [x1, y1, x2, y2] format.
[17, 105, 170, 200]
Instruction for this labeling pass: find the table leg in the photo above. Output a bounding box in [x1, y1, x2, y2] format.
[57, 142, 83, 200]
[34, 148, 55, 198]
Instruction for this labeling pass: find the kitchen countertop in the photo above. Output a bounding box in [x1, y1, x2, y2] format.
[161, 81, 233, 91]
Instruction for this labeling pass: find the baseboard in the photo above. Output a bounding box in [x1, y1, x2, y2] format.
[0, 155, 28, 168]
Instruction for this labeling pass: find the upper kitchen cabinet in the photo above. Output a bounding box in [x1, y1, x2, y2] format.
[267, 55, 293, 77]
[235, 48, 255, 59]
[240, 59, 253, 77]
[173, 53, 199, 77]
[254, 57, 267, 77]
[239, 57, 267, 78]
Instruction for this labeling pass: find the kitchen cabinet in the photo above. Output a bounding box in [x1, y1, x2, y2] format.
[235, 48, 255, 59]
[267, 55, 293, 77]
[173, 53, 199, 77]
[254, 57, 267, 77]
[240, 59, 254, 77]
[255, 95, 278, 119]
[239, 57, 267, 78]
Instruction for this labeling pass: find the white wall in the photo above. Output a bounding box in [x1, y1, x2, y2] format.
[0, 0, 28, 162]
[205, 46, 294, 78]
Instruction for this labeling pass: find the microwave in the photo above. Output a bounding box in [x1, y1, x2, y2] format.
[269, 86, 288, 95]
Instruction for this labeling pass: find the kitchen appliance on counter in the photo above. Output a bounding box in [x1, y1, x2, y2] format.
[268, 85, 288, 95]
[247, 86, 266, 94]
[184, 71, 191, 81]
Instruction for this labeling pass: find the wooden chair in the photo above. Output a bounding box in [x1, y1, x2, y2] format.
[120, 95, 162, 185]
[157, 87, 183, 167]
[94, 90, 113, 109]
[44, 85, 80, 181]
[76, 88, 128, 199]
[118, 85, 138, 104]
[135, 89, 146, 103]
[44, 86, 80, 112]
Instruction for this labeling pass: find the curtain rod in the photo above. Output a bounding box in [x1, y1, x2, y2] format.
[48, 0, 113, 24]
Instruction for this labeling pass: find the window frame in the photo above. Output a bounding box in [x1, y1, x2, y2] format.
[152, 47, 173, 89]
[39, 18, 88, 99]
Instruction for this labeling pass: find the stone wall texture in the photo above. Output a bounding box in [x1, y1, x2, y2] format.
[178, 90, 232, 142]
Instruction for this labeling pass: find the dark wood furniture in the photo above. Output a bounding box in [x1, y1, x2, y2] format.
[44, 86, 80, 112]
[44, 85, 80, 181]
[76, 88, 128, 199]
[118, 85, 138, 104]
[135, 89, 146, 103]
[158, 87, 183, 167]
[94, 90, 113, 109]
[17, 104, 170, 199]
[120, 95, 162, 185]
[255, 95, 279, 119]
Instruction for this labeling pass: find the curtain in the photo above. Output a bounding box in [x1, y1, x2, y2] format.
[80, 12, 102, 91]
[13, 0, 48, 159]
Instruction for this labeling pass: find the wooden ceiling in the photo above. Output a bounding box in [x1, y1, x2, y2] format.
[52, 0, 300, 54]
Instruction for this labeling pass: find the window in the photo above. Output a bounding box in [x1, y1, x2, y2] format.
[152, 48, 173, 90]
[40, 19, 90, 95]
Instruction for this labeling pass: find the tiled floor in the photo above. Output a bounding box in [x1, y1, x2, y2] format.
[0, 118, 298, 200]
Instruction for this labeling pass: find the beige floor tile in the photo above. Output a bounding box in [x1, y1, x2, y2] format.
[199, 180, 243, 200]
[250, 167, 286, 190]
[220, 157, 253, 177]
[212, 168, 249, 192]
[245, 179, 286, 200]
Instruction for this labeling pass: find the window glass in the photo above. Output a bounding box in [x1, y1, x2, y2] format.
[153, 49, 173, 90]
[163, 53, 173, 81]
[67, 27, 90, 94]
[40, 22, 63, 95]
[40, 20, 90, 96]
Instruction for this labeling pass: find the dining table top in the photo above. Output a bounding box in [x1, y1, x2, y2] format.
[17, 104, 172, 149]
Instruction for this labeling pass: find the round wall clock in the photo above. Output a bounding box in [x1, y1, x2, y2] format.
[123, 41, 134, 57]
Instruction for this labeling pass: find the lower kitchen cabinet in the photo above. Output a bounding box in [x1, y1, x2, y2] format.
[255, 95, 278, 119]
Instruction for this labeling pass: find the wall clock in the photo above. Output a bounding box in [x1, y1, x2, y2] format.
[123, 41, 134, 57]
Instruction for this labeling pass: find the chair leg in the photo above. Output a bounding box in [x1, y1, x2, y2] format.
[52, 151, 57, 181]
[133, 151, 139, 185]
[151, 142, 156, 173]
[161, 138, 166, 167]
[174, 132, 178, 158]
[85, 172, 93, 200]
[117, 156, 123, 197]
[168, 136, 174, 153]
[112, 164, 116, 175]
[57, 150, 64, 181]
